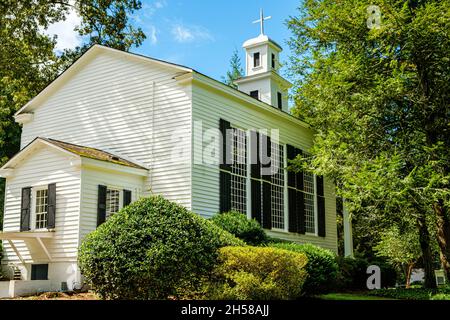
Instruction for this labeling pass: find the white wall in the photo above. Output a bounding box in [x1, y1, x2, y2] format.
[0, 281, 9, 298]
[191, 81, 338, 252]
[2, 145, 81, 264]
[19, 48, 192, 210]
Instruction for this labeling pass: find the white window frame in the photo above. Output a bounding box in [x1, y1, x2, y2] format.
[105, 187, 123, 220]
[269, 141, 285, 232]
[229, 125, 248, 215]
[30, 186, 49, 231]
[304, 172, 318, 236]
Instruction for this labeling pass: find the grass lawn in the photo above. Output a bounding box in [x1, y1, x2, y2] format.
[317, 292, 396, 300]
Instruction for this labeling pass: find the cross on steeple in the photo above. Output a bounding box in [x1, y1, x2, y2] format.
[252, 8, 271, 35]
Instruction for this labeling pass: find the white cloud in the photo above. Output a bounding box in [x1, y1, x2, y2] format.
[45, 7, 82, 52]
[149, 26, 158, 45]
[171, 24, 214, 43]
[154, 1, 166, 9]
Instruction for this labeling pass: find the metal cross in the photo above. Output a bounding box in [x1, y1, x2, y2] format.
[252, 8, 271, 35]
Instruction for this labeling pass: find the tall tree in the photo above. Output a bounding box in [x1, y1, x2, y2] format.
[287, 0, 449, 288]
[222, 49, 244, 89]
[0, 0, 146, 228]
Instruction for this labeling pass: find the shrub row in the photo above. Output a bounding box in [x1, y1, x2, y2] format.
[80, 200, 396, 300]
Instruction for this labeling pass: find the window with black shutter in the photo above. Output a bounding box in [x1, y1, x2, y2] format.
[219, 119, 248, 214]
[286, 145, 323, 235]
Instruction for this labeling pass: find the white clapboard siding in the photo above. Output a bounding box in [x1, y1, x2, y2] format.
[2, 145, 81, 263]
[79, 166, 146, 241]
[191, 83, 338, 252]
[20, 49, 192, 210]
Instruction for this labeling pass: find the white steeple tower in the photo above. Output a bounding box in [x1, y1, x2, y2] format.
[235, 9, 292, 112]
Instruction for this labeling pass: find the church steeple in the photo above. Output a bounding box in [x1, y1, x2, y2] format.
[235, 9, 292, 112]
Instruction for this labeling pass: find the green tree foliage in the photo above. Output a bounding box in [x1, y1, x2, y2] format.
[374, 225, 422, 287]
[211, 211, 269, 245]
[0, 0, 146, 229]
[78, 196, 244, 300]
[222, 49, 244, 89]
[287, 0, 449, 287]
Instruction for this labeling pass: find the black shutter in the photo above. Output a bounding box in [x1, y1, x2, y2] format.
[47, 183, 56, 229]
[297, 191, 306, 234]
[219, 119, 232, 213]
[317, 176, 326, 237]
[251, 179, 261, 223]
[250, 131, 260, 179]
[97, 185, 107, 227]
[295, 148, 304, 190]
[261, 135, 271, 182]
[288, 188, 297, 232]
[219, 119, 232, 172]
[123, 190, 132, 207]
[219, 171, 231, 212]
[262, 181, 272, 229]
[286, 144, 296, 188]
[20, 187, 32, 231]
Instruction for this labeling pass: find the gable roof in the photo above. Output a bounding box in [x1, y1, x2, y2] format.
[14, 44, 311, 129]
[14, 44, 193, 116]
[0, 137, 148, 173]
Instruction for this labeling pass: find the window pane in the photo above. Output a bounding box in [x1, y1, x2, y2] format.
[106, 189, 120, 220]
[35, 189, 48, 229]
[304, 192, 315, 233]
[230, 128, 247, 214]
[271, 143, 285, 229]
[254, 52, 260, 67]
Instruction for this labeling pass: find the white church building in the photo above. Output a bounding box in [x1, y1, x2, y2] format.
[0, 13, 341, 297]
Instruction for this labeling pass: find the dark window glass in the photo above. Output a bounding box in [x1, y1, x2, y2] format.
[250, 90, 259, 99]
[272, 54, 276, 69]
[277, 92, 283, 109]
[253, 52, 260, 68]
[31, 264, 48, 280]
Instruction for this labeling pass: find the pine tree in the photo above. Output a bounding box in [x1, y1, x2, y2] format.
[222, 49, 244, 89]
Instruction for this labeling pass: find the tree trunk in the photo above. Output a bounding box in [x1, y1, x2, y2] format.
[434, 200, 450, 282]
[417, 214, 437, 289]
[405, 263, 413, 288]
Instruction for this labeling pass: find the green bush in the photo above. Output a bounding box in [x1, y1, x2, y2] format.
[78, 196, 244, 300]
[211, 211, 269, 245]
[369, 288, 450, 300]
[335, 256, 369, 290]
[270, 242, 338, 294]
[205, 246, 308, 300]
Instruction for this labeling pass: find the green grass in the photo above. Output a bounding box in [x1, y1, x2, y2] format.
[317, 292, 396, 300]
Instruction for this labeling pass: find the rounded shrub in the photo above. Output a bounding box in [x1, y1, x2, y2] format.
[210, 211, 269, 245]
[78, 196, 244, 300]
[270, 242, 338, 294]
[206, 246, 308, 300]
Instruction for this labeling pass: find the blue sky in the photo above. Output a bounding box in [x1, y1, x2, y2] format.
[128, 0, 301, 81]
[47, 0, 301, 82]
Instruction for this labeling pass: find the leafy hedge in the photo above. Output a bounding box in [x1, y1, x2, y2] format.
[270, 242, 338, 294]
[205, 246, 308, 300]
[211, 211, 268, 245]
[78, 196, 244, 299]
[369, 287, 450, 300]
